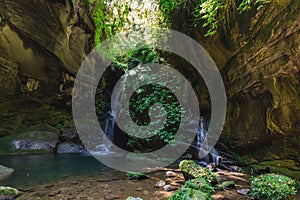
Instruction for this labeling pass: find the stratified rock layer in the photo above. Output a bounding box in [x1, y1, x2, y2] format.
[0, 0, 93, 136]
[172, 0, 300, 165]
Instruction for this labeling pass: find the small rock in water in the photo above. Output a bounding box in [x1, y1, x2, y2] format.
[136, 187, 143, 191]
[163, 185, 177, 192]
[165, 178, 173, 183]
[126, 197, 143, 200]
[155, 180, 166, 188]
[166, 171, 177, 177]
[237, 188, 251, 195]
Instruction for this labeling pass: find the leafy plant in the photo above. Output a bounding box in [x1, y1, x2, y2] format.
[158, 0, 183, 25]
[192, 0, 271, 36]
[169, 187, 213, 200]
[183, 178, 215, 195]
[251, 173, 297, 200]
[193, 0, 225, 37]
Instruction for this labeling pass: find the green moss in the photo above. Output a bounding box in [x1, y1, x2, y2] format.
[169, 187, 213, 200]
[251, 173, 297, 200]
[0, 125, 59, 154]
[126, 172, 149, 180]
[183, 178, 215, 195]
[0, 186, 19, 196]
[157, 0, 182, 25]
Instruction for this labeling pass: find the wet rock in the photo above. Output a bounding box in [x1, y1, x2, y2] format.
[125, 197, 143, 200]
[12, 139, 57, 152]
[0, 0, 93, 137]
[237, 188, 251, 195]
[166, 171, 177, 177]
[163, 185, 177, 192]
[155, 180, 166, 188]
[0, 165, 14, 180]
[59, 124, 79, 143]
[207, 163, 216, 171]
[56, 142, 86, 154]
[105, 194, 120, 200]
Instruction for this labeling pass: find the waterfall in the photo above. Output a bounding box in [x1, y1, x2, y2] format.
[197, 117, 219, 166]
[94, 92, 120, 155]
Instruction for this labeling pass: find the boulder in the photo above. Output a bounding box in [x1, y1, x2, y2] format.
[11, 139, 57, 151]
[0, 165, 14, 180]
[56, 142, 86, 154]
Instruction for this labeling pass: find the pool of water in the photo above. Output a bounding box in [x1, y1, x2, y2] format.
[0, 153, 113, 187]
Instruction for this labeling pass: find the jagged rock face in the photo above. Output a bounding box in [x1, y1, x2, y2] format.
[173, 0, 300, 162]
[0, 0, 93, 136]
[0, 0, 299, 167]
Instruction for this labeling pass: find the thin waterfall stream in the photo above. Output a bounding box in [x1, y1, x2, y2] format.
[196, 117, 219, 166]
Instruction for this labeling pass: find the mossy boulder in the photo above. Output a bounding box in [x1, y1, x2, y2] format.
[0, 186, 19, 199]
[179, 160, 218, 185]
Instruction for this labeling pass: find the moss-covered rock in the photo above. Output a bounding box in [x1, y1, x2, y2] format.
[245, 160, 300, 181]
[179, 160, 218, 185]
[0, 186, 20, 197]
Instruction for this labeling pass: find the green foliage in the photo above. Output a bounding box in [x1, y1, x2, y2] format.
[192, 0, 270, 36]
[170, 160, 219, 199]
[0, 186, 19, 196]
[184, 178, 215, 195]
[238, 0, 270, 12]
[158, 0, 183, 25]
[179, 160, 218, 184]
[193, 0, 224, 37]
[221, 180, 235, 190]
[112, 45, 161, 71]
[109, 46, 184, 149]
[73, 0, 129, 45]
[251, 173, 297, 200]
[169, 187, 212, 200]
